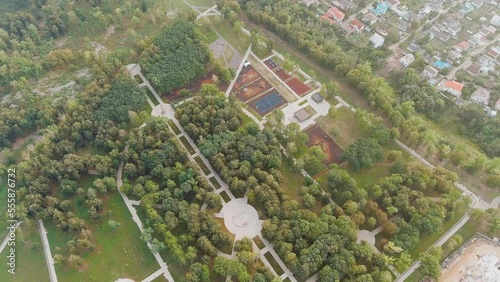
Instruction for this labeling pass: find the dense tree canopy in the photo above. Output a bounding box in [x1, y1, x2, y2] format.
[94, 76, 147, 123]
[140, 20, 210, 93]
[341, 138, 384, 171]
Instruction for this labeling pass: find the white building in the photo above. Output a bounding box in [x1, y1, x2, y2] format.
[400, 54, 415, 67]
[370, 33, 385, 48]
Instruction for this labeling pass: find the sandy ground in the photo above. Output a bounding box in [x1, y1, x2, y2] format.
[441, 239, 500, 281]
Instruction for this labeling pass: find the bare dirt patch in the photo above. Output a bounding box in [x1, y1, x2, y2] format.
[305, 124, 344, 165]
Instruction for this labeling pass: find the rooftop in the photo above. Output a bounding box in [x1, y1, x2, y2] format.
[294, 108, 312, 123]
[444, 80, 464, 92]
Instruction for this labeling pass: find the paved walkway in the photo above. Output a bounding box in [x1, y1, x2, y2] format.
[282, 88, 330, 130]
[38, 219, 58, 282]
[0, 221, 21, 254]
[219, 198, 263, 240]
[225, 45, 252, 97]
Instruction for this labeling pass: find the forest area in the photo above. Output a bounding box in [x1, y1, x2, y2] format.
[215, 0, 500, 194]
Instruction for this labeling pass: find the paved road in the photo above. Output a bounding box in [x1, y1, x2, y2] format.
[38, 219, 58, 282]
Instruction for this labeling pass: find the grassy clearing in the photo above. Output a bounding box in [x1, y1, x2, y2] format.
[134, 75, 144, 84]
[280, 159, 304, 204]
[298, 100, 308, 106]
[179, 136, 196, 155]
[253, 236, 265, 250]
[316, 107, 364, 149]
[304, 105, 317, 116]
[220, 191, 231, 203]
[167, 120, 181, 135]
[194, 156, 211, 175]
[75, 143, 107, 156]
[264, 252, 284, 276]
[0, 222, 49, 282]
[209, 177, 221, 189]
[48, 191, 159, 281]
[209, 19, 250, 54]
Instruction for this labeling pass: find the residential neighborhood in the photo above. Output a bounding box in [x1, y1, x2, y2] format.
[315, 0, 499, 116]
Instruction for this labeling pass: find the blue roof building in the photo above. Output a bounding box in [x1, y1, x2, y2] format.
[372, 2, 389, 16]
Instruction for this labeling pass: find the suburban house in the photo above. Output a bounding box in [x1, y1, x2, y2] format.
[448, 50, 463, 62]
[400, 54, 415, 67]
[301, 0, 317, 6]
[470, 87, 491, 105]
[466, 64, 481, 76]
[375, 27, 389, 37]
[444, 19, 462, 36]
[372, 2, 389, 16]
[491, 15, 500, 26]
[487, 46, 500, 60]
[333, 0, 355, 12]
[321, 7, 346, 23]
[386, 0, 400, 7]
[421, 65, 439, 79]
[370, 33, 385, 48]
[479, 25, 497, 37]
[398, 21, 409, 33]
[407, 42, 423, 53]
[471, 0, 484, 8]
[349, 19, 365, 32]
[430, 25, 450, 42]
[441, 80, 464, 97]
[455, 41, 471, 53]
[362, 12, 378, 26]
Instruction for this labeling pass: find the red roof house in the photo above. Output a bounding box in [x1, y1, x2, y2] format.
[350, 19, 365, 32]
[322, 7, 345, 23]
[442, 80, 464, 96]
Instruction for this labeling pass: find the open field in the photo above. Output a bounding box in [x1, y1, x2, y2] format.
[305, 124, 344, 165]
[0, 222, 49, 282]
[220, 190, 231, 203]
[46, 192, 159, 281]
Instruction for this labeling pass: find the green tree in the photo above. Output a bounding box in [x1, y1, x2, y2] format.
[341, 138, 384, 170]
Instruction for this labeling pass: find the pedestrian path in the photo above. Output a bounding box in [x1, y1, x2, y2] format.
[38, 219, 58, 282]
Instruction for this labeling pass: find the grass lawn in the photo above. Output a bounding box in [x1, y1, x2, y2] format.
[144, 87, 160, 106]
[75, 143, 107, 156]
[47, 191, 159, 281]
[0, 180, 9, 239]
[264, 252, 284, 276]
[253, 236, 265, 250]
[220, 190, 231, 203]
[280, 159, 304, 204]
[209, 177, 221, 189]
[208, 19, 250, 54]
[0, 222, 49, 282]
[194, 156, 211, 175]
[179, 136, 196, 155]
[167, 120, 181, 135]
[316, 107, 364, 149]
